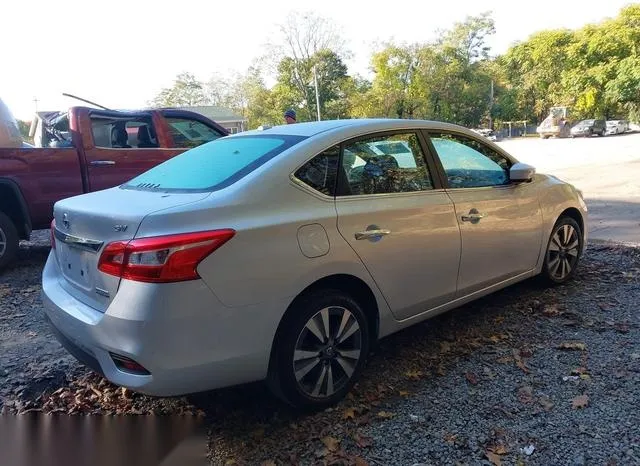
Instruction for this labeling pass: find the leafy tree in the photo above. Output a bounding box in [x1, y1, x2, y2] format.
[17, 120, 32, 142]
[150, 72, 208, 107]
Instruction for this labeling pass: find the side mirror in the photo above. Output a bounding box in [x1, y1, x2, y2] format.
[510, 162, 536, 182]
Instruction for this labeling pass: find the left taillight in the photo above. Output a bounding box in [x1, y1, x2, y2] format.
[97, 229, 235, 283]
[50, 219, 56, 249]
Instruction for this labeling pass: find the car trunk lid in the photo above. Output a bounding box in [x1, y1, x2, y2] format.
[52, 187, 211, 312]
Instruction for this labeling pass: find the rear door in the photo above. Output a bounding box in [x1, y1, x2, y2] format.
[425, 131, 543, 296]
[335, 131, 461, 321]
[83, 111, 183, 192]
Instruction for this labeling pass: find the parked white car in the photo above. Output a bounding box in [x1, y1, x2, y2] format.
[606, 120, 628, 135]
[42, 119, 588, 409]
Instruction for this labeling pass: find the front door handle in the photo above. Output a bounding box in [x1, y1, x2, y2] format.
[461, 209, 486, 222]
[355, 229, 391, 241]
[90, 160, 116, 166]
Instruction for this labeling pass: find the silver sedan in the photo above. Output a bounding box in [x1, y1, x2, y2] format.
[42, 119, 588, 409]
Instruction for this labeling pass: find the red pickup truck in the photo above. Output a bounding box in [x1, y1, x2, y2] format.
[0, 103, 228, 270]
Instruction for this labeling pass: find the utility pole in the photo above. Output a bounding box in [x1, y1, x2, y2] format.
[313, 65, 321, 121]
[488, 80, 494, 129]
[33, 97, 39, 113]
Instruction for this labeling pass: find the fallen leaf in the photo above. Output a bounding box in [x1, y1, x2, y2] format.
[398, 390, 410, 397]
[543, 305, 561, 316]
[513, 349, 530, 374]
[490, 444, 509, 455]
[444, 433, 458, 444]
[494, 316, 505, 324]
[465, 371, 479, 385]
[322, 436, 340, 452]
[343, 408, 357, 420]
[517, 386, 534, 404]
[558, 342, 586, 351]
[489, 335, 501, 343]
[486, 451, 503, 465]
[572, 394, 589, 409]
[519, 347, 533, 358]
[377, 411, 395, 419]
[496, 356, 514, 364]
[440, 341, 452, 353]
[405, 370, 423, 380]
[354, 457, 369, 466]
[614, 323, 629, 334]
[538, 396, 554, 411]
[354, 433, 373, 448]
[261, 461, 276, 466]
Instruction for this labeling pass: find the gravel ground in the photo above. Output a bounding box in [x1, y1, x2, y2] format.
[0, 233, 638, 466]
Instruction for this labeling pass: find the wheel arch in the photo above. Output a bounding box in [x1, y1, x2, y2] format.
[558, 207, 585, 239]
[269, 274, 380, 364]
[0, 178, 31, 239]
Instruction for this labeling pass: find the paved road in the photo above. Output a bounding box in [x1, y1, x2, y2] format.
[498, 132, 640, 245]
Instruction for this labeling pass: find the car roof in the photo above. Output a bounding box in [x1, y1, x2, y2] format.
[235, 118, 475, 138]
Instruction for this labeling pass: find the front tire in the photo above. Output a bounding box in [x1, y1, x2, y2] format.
[540, 217, 583, 285]
[0, 212, 19, 271]
[267, 289, 370, 409]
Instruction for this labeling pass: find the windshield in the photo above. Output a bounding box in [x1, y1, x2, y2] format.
[122, 134, 306, 192]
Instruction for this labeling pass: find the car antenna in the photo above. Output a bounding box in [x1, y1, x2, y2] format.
[62, 93, 112, 111]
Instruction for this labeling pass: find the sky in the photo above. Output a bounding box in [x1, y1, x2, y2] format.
[1, 0, 634, 120]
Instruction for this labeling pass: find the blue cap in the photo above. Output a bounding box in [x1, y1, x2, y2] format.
[284, 109, 296, 120]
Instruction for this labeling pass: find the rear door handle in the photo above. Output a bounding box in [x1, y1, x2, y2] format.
[355, 229, 391, 240]
[90, 160, 116, 166]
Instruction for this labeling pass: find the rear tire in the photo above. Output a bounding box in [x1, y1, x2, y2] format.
[0, 212, 19, 271]
[540, 216, 583, 285]
[267, 289, 370, 410]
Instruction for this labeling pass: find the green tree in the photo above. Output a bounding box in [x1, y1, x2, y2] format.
[150, 72, 208, 107]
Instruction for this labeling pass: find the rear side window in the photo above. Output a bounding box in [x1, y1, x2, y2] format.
[294, 146, 340, 196]
[123, 134, 306, 192]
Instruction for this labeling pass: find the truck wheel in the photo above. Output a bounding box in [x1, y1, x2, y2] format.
[0, 211, 19, 271]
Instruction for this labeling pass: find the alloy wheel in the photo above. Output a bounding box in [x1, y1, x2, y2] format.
[547, 224, 580, 281]
[293, 306, 363, 399]
[0, 227, 6, 257]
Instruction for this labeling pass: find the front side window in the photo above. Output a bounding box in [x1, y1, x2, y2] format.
[340, 133, 433, 195]
[166, 118, 224, 148]
[294, 146, 340, 196]
[123, 134, 306, 192]
[429, 132, 511, 188]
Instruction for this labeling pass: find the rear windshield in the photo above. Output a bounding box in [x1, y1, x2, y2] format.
[122, 134, 306, 192]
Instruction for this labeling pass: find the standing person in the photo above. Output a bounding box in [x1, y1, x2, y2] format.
[284, 109, 297, 124]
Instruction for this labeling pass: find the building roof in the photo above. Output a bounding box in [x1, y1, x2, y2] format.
[175, 106, 246, 123]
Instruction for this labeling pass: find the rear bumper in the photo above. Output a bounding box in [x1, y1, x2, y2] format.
[41, 252, 288, 396]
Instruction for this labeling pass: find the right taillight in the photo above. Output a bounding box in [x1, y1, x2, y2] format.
[98, 229, 235, 283]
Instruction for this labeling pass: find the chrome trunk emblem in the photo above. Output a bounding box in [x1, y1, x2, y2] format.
[62, 213, 70, 230]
